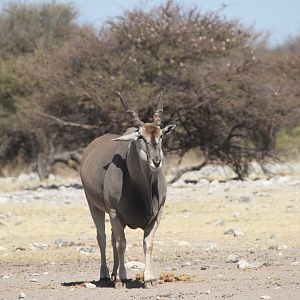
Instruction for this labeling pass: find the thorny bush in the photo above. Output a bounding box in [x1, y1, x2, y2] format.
[0, 1, 299, 179]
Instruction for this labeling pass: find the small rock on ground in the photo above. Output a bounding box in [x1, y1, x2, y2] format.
[76, 247, 96, 255]
[212, 220, 225, 226]
[224, 229, 244, 237]
[202, 242, 218, 251]
[0, 196, 10, 204]
[237, 259, 251, 269]
[27, 243, 48, 250]
[237, 259, 263, 269]
[250, 261, 264, 269]
[19, 292, 26, 299]
[83, 282, 96, 289]
[239, 196, 252, 203]
[226, 254, 240, 263]
[269, 244, 288, 250]
[15, 246, 26, 251]
[54, 239, 74, 248]
[125, 261, 145, 270]
[277, 244, 288, 250]
[178, 241, 190, 246]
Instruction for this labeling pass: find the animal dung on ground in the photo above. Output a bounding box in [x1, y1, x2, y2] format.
[159, 272, 192, 283]
[159, 272, 175, 282]
[175, 274, 192, 282]
[135, 273, 144, 281]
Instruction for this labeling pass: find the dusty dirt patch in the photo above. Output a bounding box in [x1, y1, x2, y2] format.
[0, 176, 300, 299]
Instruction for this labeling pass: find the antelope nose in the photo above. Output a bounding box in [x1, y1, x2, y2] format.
[152, 159, 161, 168]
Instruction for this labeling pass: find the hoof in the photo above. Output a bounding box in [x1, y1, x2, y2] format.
[99, 278, 111, 287]
[144, 279, 157, 289]
[114, 279, 126, 289]
[111, 274, 116, 282]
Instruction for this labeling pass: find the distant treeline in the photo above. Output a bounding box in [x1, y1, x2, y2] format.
[0, 1, 299, 179]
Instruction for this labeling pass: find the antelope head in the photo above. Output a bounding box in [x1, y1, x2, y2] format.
[112, 91, 176, 171]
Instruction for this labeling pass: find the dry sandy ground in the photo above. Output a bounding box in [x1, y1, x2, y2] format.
[0, 174, 300, 300]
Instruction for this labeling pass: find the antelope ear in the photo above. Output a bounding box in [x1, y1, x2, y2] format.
[162, 124, 176, 135]
[111, 131, 140, 141]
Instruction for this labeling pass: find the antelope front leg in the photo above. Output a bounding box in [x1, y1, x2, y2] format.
[143, 210, 163, 288]
[109, 216, 127, 288]
[87, 203, 110, 280]
[111, 230, 119, 280]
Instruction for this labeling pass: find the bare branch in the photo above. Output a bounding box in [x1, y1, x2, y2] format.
[169, 158, 209, 184]
[36, 112, 99, 130]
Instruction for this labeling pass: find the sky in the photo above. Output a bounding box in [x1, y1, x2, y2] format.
[1, 0, 300, 46]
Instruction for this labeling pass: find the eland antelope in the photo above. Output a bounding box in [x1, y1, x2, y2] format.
[80, 92, 175, 288]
